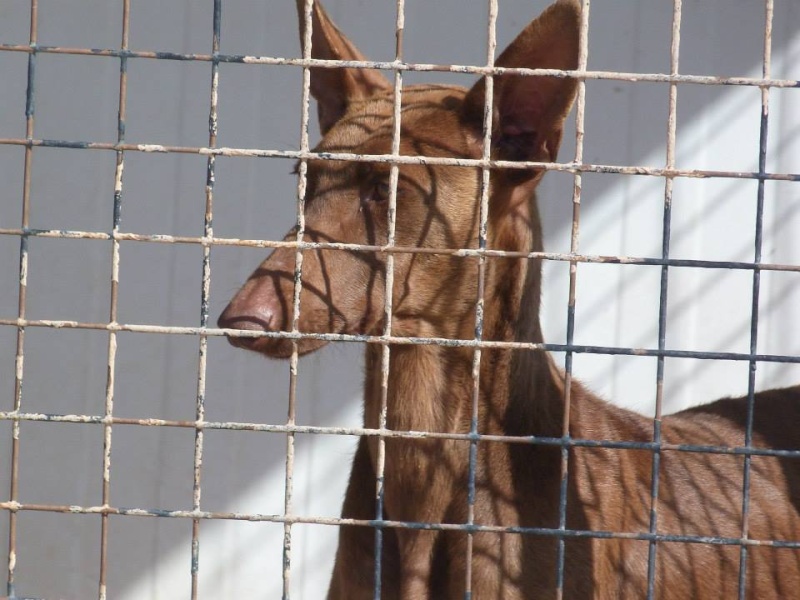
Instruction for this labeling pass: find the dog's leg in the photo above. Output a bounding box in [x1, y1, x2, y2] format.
[328, 437, 400, 599]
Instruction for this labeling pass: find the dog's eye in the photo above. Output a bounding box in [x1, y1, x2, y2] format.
[363, 180, 391, 204]
[372, 181, 391, 202]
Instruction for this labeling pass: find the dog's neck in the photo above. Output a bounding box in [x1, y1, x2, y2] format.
[362, 186, 565, 440]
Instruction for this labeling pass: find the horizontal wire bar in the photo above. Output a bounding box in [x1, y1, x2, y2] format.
[0, 44, 798, 89]
[0, 137, 798, 183]
[0, 318, 798, 364]
[0, 500, 797, 549]
[0, 228, 798, 273]
[1, 411, 799, 460]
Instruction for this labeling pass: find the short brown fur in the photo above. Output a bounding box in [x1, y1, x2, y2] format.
[219, 1, 800, 597]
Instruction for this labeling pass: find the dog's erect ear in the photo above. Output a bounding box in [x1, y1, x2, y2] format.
[461, 0, 581, 174]
[296, 0, 391, 134]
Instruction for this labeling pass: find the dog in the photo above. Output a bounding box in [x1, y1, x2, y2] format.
[218, 0, 800, 597]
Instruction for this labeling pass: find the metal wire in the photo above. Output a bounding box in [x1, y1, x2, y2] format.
[0, 498, 798, 549]
[555, 0, 591, 594]
[0, 138, 797, 183]
[187, 1, 222, 598]
[1, 318, 799, 366]
[0, 42, 797, 89]
[1, 1, 798, 599]
[462, 0, 498, 596]
[97, 1, 131, 598]
[737, 2, 775, 597]
[4, 230, 800, 273]
[645, 1, 683, 597]
[0, 413, 798, 459]
[280, 0, 316, 594]
[371, 0, 406, 594]
[6, 2, 38, 598]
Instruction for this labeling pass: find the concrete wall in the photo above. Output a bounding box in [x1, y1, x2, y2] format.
[0, 0, 798, 598]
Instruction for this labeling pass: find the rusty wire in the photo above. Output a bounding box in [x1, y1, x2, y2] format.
[96, 0, 131, 598]
[461, 0, 499, 593]
[6, 1, 38, 598]
[0, 41, 798, 90]
[736, 2, 776, 597]
[279, 0, 315, 594]
[554, 0, 591, 594]
[644, 1, 683, 595]
[369, 0, 408, 594]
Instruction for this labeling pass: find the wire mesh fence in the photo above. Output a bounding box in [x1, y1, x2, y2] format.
[0, 0, 798, 598]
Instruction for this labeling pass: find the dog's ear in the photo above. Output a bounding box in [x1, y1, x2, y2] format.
[297, 0, 391, 134]
[461, 0, 581, 177]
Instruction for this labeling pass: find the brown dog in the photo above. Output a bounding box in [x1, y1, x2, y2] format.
[219, 0, 800, 597]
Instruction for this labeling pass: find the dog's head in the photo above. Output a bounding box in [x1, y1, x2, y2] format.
[218, 0, 581, 357]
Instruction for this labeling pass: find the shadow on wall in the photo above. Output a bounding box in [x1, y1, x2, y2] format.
[0, 0, 797, 598]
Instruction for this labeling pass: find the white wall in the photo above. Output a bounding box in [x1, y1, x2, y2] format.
[0, 0, 798, 598]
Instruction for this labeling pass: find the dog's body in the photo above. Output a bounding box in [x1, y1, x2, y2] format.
[219, 1, 800, 597]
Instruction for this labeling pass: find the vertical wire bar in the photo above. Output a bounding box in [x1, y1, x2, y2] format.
[737, 2, 773, 597]
[555, 2, 590, 597]
[283, 1, 315, 596]
[373, 2, 405, 597]
[97, 1, 131, 598]
[6, 2, 37, 597]
[463, 1, 498, 597]
[191, 1, 222, 597]
[645, 2, 682, 597]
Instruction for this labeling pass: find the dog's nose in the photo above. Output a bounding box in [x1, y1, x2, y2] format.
[217, 302, 275, 332]
[217, 281, 285, 348]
